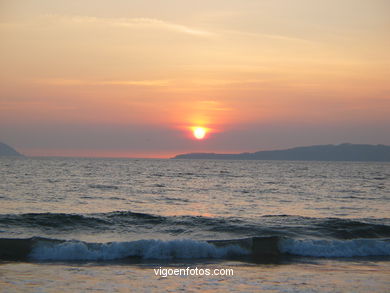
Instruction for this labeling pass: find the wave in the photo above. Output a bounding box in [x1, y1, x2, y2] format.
[1, 236, 389, 262]
[279, 238, 390, 257]
[0, 213, 109, 229]
[1, 212, 389, 240]
[0, 237, 249, 261]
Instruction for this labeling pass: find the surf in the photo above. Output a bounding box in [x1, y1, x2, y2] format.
[1, 236, 389, 262]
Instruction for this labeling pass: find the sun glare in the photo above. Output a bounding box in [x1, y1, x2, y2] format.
[193, 127, 207, 140]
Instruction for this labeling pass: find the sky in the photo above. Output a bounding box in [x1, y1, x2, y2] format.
[1, 0, 389, 158]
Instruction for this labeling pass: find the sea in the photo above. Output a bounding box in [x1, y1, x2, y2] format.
[0, 157, 389, 292]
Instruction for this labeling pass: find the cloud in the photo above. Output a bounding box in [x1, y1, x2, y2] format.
[34, 78, 273, 88]
[43, 14, 213, 37]
[101, 79, 171, 86]
[222, 29, 315, 44]
[35, 78, 171, 87]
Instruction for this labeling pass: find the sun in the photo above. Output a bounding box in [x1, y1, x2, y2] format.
[193, 127, 207, 140]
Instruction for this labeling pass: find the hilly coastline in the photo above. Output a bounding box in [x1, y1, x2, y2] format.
[172, 143, 390, 162]
[0, 142, 24, 157]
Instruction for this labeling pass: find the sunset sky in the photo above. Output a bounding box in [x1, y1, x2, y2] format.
[1, 0, 389, 157]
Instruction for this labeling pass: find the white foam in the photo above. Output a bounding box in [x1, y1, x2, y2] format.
[279, 238, 390, 257]
[30, 239, 249, 261]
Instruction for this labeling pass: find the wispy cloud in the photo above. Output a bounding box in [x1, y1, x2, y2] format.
[43, 14, 213, 37]
[222, 29, 315, 44]
[196, 100, 232, 112]
[101, 79, 171, 86]
[35, 78, 171, 87]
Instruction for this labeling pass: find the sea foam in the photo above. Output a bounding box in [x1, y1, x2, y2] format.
[279, 238, 390, 257]
[29, 239, 249, 261]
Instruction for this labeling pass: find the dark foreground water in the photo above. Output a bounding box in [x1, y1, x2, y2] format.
[0, 157, 389, 292]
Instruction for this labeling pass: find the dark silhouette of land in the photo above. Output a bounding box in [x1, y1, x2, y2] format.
[0, 142, 24, 157]
[172, 143, 390, 162]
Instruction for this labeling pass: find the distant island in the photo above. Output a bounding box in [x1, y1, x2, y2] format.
[172, 144, 390, 162]
[0, 142, 24, 157]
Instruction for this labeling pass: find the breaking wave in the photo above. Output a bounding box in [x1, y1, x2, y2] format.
[1, 236, 389, 262]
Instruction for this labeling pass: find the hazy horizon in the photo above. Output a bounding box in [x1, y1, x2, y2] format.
[1, 0, 390, 158]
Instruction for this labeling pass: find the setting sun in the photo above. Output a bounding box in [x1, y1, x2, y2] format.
[193, 127, 207, 140]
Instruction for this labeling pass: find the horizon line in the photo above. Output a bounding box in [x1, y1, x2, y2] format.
[7, 142, 389, 160]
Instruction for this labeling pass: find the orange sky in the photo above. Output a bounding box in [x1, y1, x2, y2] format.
[1, 0, 389, 157]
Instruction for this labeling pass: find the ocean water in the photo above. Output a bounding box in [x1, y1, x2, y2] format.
[0, 157, 389, 292]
